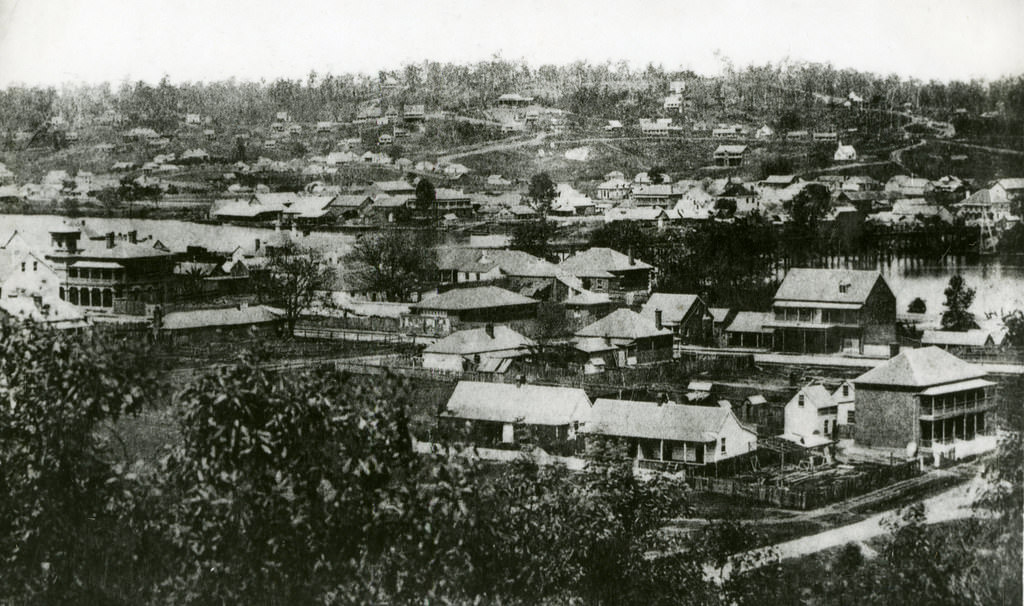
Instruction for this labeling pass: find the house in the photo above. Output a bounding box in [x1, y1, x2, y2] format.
[185, 113, 202, 125]
[574, 308, 673, 367]
[853, 347, 996, 457]
[403, 104, 426, 121]
[639, 293, 713, 344]
[46, 228, 176, 312]
[755, 125, 775, 139]
[640, 120, 670, 136]
[766, 268, 896, 354]
[604, 120, 623, 131]
[632, 183, 684, 207]
[0, 292, 88, 330]
[921, 329, 997, 349]
[366, 195, 414, 223]
[316, 121, 334, 133]
[596, 177, 632, 200]
[713, 145, 747, 167]
[423, 324, 536, 372]
[813, 131, 838, 142]
[782, 383, 839, 446]
[663, 95, 683, 111]
[834, 144, 857, 161]
[708, 307, 734, 346]
[954, 189, 1012, 223]
[157, 304, 283, 343]
[328, 194, 375, 222]
[885, 175, 930, 197]
[841, 176, 881, 192]
[990, 178, 1024, 203]
[0, 250, 60, 299]
[497, 93, 534, 107]
[281, 195, 342, 226]
[211, 193, 295, 223]
[603, 207, 671, 227]
[378, 133, 394, 145]
[584, 398, 757, 465]
[411, 286, 539, 323]
[418, 188, 474, 219]
[434, 248, 559, 288]
[558, 248, 652, 302]
[760, 175, 800, 189]
[724, 311, 774, 348]
[786, 130, 810, 141]
[438, 381, 591, 453]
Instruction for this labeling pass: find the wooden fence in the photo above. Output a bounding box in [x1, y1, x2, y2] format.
[685, 459, 921, 510]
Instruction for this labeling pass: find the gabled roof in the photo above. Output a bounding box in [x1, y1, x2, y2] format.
[763, 175, 798, 185]
[708, 307, 732, 323]
[576, 308, 671, 340]
[586, 399, 743, 442]
[564, 290, 612, 306]
[714, 145, 748, 154]
[559, 247, 652, 274]
[788, 384, 835, 410]
[640, 293, 704, 325]
[425, 325, 536, 355]
[413, 286, 538, 311]
[994, 178, 1024, 191]
[853, 346, 986, 388]
[282, 195, 337, 219]
[160, 305, 282, 330]
[442, 381, 590, 426]
[774, 268, 889, 305]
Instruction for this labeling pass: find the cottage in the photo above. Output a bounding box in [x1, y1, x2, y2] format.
[497, 93, 534, 107]
[423, 324, 536, 372]
[435, 248, 559, 287]
[954, 189, 1012, 223]
[713, 145, 747, 167]
[813, 131, 838, 142]
[439, 381, 591, 452]
[558, 248, 652, 301]
[639, 293, 713, 344]
[921, 329, 997, 349]
[411, 286, 539, 323]
[755, 125, 775, 139]
[760, 175, 800, 189]
[403, 104, 426, 121]
[632, 183, 684, 207]
[785, 130, 810, 141]
[766, 268, 896, 354]
[663, 95, 683, 111]
[574, 308, 673, 367]
[834, 144, 857, 161]
[853, 347, 996, 458]
[157, 304, 283, 343]
[584, 399, 757, 465]
[596, 177, 632, 200]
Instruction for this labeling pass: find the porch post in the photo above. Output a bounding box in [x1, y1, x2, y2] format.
[659, 440, 664, 462]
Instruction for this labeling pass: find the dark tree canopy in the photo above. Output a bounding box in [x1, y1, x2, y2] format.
[253, 242, 335, 333]
[510, 217, 557, 260]
[345, 229, 437, 301]
[940, 274, 977, 331]
[907, 297, 927, 314]
[527, 173, 557, 212]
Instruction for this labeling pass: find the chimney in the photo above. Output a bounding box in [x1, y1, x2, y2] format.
[485, 323, 495, 338]
[105, 232, 115, 249]
[890, 342, 901, 358]
[254, 238, 261, 252]
[128, 230, 137, 244]
[654, 309, 663, 330]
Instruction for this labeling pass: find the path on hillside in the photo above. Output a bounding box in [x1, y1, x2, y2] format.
[929, 139, 1024, 157]
[889, 138, 927, 171]
[702, 475, 987, 583]
[436, 132, 548, 162]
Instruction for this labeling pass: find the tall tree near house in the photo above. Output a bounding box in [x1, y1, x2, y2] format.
[648, 166, 668, 184]
[345, 230, 437, 301]
[415, 177, 437, 225]
[253, 243, 335, 335]
[1002, 310, 1024, 347]
[940, 274, 977, 331]
[527, 172, 557, 213]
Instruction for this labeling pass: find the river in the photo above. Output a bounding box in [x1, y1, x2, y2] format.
[1, 213, 1021, 316]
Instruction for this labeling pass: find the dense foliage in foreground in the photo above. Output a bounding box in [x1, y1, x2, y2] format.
[0, 318, 1019, 604]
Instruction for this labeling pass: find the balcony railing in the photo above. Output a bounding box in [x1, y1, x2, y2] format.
[919, 396, 995, 420]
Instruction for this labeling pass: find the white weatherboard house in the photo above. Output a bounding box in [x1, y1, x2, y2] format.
[422, 324, 536, 372]
[782, 383, 838, 448]
[440, 381, 592, 447]
[584, 399, 756, 465]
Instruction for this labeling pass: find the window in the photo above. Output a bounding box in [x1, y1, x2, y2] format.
[839, 283, 849, 294]
[32, 261, 37, 271]
[847, 411, 855, 424]
[842, 384, 849, 397]
[823, 419, 830, 434]
[720, 438, 727, 455]
[798, 394, 805, 407]
[20, 262, 25, 272]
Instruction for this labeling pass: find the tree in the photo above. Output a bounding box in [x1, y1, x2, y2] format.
[0, 319, 162, 602]
[345, 230, 437, 301]
[416, 177, 437, 224]
[908, 297, 927, 314]
[509, 217, 556, 260]
[648, 166, 669, 185]
[1003, 310, 1024, 347]
[940, 274, 976, 331]
[161, 359, 415, 604]
[253, 242, 335, 334]
[527, 172, 557, 212]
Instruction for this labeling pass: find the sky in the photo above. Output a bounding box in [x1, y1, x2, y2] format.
[0, 0, 1022, 88]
